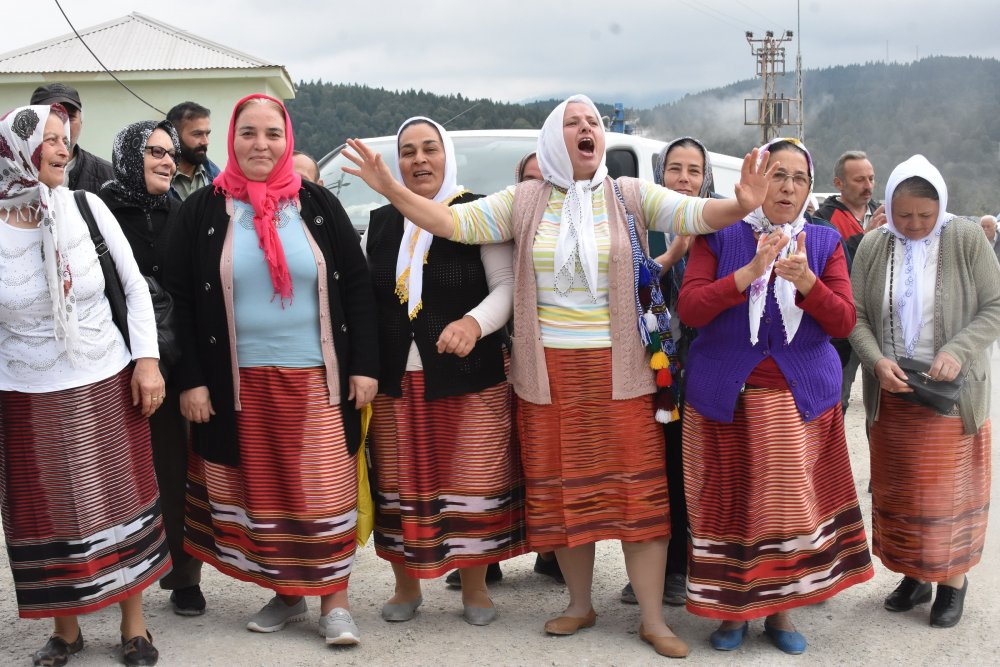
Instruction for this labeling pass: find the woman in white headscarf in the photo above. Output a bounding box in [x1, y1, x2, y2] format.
[677, 138, 873, 655]
[0, 104, 167, 666]
[361, 117, 525, 627]
[850, 155, 1000, 629]
[343, 96, 773, 658]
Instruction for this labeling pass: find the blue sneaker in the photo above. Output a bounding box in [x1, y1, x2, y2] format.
[764, 620, 807, 655]
[709, 621, 749, 651]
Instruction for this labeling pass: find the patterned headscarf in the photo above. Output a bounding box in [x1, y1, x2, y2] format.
[392, 116, 464, 320]
[536, 94, 608, 301]
[742, 137, 814, 346]
[101, 120, 180, 210]
[883, 155, 953, 357]
[0, 104, 80, 355]
[213, 94, 302, 304]
[653, 137, 716, 197]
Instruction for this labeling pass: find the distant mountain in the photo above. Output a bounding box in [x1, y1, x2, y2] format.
[642, 56, 1000, 215]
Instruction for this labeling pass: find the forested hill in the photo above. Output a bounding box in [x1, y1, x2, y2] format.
[643, 56, 1000, 214]
[286, 56, 1000, 214]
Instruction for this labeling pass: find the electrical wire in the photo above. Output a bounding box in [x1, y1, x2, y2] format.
[675, 0, 760, 31]
[53, 0, 165, 116]
[731, 0, 784, 29]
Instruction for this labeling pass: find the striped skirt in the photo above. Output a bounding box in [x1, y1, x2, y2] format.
[683, 388, 874, 620]
[0, 367, 170, 618]
[371, 371, 527, 578]
[870, 391, 991, 580]
[517, 348, 670, 550]
[185, 366, 357, 596]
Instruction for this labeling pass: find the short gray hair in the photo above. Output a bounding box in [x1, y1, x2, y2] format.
[834, 150, 869, 180]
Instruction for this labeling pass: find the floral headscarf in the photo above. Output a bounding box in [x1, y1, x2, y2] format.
[0, 104, 80, 355]
[742, 137, 814, 346]
[101, 120, 180, 210]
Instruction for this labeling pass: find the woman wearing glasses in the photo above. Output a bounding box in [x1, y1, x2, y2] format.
[677, 138, 874, 655]
[100, 121, 209, 618]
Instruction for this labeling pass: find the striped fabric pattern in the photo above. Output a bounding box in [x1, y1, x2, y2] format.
[517, 348, 670, 550]
[370, 371, 527, 577]
[683, 388, 874, 620]
[185, 366, 357, 596]
[870, 391, 991, 580]
[0, 368, 170, 618]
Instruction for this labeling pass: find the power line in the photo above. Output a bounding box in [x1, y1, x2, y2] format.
[53, 0, 165, 116]
[731, 0, 784, 28]
[675, 0, 751, 31]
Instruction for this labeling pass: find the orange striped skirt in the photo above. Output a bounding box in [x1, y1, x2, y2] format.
[683, 388, 874, 620]
[870, 390, 991, 580]
[370, 371, 526, 578]
[184, 366, 357, 596]
[517, 348, 670, 550]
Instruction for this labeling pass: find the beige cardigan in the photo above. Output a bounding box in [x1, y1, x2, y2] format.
[508, 177, 655, 404]
[849, 217, 1000, 434]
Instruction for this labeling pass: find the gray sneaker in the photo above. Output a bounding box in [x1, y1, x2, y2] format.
[246, 596, 308, 632]
[319, 608, 360, 645]
[663, 573, 687, 606]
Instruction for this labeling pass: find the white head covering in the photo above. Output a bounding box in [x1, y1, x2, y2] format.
[393, 116, 464, 319]
[536, 94, 608, 300]
[883, 154, 952, 357]
[742, 138, 814, 346]
[0, 104, 81, 357]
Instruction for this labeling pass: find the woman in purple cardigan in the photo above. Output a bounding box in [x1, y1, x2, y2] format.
[677, 138, 874, 655]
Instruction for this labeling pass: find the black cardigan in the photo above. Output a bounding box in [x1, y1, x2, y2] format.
[164, 180, 379, 466]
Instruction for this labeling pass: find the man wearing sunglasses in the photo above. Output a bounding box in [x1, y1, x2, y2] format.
[29, 83, 113, 196]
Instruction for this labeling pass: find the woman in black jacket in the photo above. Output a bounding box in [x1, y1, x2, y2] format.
[164, 95, 378, 647]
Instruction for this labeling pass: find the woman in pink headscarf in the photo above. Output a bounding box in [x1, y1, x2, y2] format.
[165, 94, 378, 646]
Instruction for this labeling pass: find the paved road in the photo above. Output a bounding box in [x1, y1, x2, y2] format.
[2, 355, 999, 666]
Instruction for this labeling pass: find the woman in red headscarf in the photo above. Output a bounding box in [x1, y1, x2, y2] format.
[165, 95, 378, 646]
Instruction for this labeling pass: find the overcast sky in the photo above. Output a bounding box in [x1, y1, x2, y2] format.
[6, 1, 1000, 106]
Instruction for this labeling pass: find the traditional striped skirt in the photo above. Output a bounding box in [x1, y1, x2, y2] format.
[683, 388, 874, 620]
[0, 367, 170, 618]
[517, 348, 670, 551]
[184, 366, 357, 596]
[870, 391, 991, 580]
[371, 371, 526, 577]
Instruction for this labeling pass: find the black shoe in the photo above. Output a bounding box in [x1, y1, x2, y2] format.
[533, 554, 564, 583]
[32, 632, 83, 667]
[170, 585, 206, 616]
[121, 632, 158, 667]
[663, 572, 687, 606]
[884, 576, 933, 612]
[445, 563, 503, 589]
[930, 577, 968, 628]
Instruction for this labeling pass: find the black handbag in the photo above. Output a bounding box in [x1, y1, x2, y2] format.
[74, 191, 181, 379]
[896, 357, 964, 414]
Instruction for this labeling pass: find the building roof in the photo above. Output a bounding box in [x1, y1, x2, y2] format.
[0, 12, 278, 73]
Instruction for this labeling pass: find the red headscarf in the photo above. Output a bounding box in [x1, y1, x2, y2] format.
[213, 93, 302, 303]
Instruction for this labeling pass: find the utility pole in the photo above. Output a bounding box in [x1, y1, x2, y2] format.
[796, 0, 804, 142]
[744, 29, 801, 144]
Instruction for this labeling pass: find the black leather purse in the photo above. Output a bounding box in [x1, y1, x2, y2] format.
[74, 191, 181, 379]
[895, 357, 964, 414]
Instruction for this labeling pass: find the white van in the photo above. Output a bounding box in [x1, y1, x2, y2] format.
[317, 129, 743, 233]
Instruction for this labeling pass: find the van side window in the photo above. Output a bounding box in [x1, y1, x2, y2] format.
[606, 148, 638, 179]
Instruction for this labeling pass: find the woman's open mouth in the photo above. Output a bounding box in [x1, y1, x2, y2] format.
[577, 137, 595, 157]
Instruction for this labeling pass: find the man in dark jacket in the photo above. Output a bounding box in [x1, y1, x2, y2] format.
[166, 101, 222, 201]
[29, 83, 113, 195]
[816, 150, 881, 411]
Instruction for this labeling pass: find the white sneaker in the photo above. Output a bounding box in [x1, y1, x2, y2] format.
[319, 608, 360, 645]
[246, 596, 308, 632]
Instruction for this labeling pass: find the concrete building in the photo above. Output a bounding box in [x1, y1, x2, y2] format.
[0, 12, 295, 167]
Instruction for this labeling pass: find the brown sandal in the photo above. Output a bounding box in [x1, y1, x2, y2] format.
[121, 631, 159, 666]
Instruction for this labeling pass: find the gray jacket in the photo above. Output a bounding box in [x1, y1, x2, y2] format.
[849, 217, 1000, 434]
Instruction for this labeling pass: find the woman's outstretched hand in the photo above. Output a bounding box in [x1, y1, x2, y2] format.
[341, 138, 398, 196]
[734, 148, 777, 215]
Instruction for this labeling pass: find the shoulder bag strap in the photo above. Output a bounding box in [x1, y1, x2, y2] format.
[74, 190, 131, 351]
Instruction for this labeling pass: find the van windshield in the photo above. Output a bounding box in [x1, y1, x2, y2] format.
[319, 135, 538, 232]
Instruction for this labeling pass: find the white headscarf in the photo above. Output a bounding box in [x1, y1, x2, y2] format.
[536, 95, 608, 300]
[0, 104, 81, 357]
[884, 154, 952, 357]
[742, 137, 814, 346]
[393, 116, 463, 319]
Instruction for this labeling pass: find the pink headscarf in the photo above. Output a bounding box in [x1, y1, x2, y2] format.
[213, 93, 302, 303]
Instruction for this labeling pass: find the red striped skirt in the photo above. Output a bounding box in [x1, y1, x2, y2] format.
[184, 366, 357, 596]
[370, 371, 526, 578]
[683, 388, 874, 620]
[870, 391, 991, 580]
[517, 348, 670, 550]
[0, 367, 170, 618]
